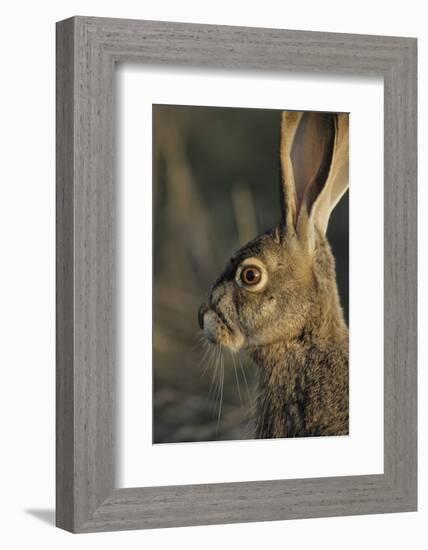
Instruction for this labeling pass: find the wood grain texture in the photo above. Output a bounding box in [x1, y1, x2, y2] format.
[56, 18, 76, 531]
[56, 16, 417, 533]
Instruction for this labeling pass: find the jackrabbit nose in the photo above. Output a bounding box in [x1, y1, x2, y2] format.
[198, 304, 208, 330]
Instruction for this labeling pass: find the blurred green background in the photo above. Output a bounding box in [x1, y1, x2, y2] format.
[153, 104, 349, 444]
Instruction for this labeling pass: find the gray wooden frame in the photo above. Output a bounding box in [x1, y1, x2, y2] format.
[56, 16, 417, 533]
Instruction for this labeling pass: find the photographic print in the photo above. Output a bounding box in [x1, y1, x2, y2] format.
[153, 105, 349, 444]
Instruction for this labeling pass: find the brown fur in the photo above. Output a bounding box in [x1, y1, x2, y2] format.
[251, 235, 348, 438]
[199, 111, 349, 438]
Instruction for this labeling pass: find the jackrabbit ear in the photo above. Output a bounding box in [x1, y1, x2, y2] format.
[279, 111, 349, 247]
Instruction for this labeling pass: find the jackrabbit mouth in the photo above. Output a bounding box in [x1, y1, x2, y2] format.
[198, 303, 244, 350]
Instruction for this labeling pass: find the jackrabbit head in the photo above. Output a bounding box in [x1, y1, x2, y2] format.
[198, 111, 349, 351]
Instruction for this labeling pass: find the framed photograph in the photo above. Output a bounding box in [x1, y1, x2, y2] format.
[56, 16, 417, 532]
[150, 104, 350, 446]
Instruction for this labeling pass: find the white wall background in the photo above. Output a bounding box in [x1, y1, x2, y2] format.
[0, 1, 424, 548]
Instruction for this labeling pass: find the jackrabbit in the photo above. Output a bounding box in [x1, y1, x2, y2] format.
[198, 111, 349, 438]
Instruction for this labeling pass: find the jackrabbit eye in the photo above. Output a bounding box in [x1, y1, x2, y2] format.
[240, 266, 262, 286]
